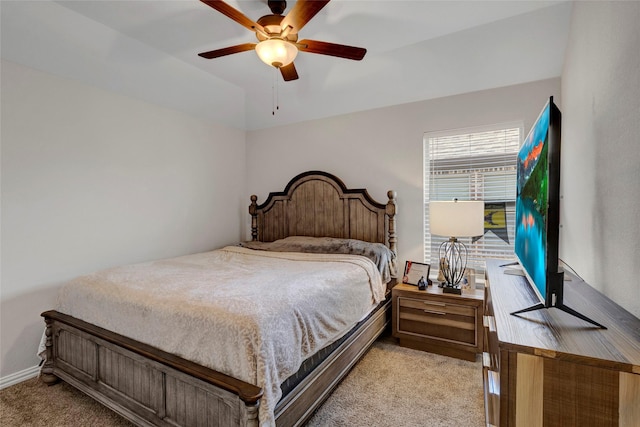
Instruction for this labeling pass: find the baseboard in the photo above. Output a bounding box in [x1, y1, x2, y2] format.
[0, 365, 40, 390]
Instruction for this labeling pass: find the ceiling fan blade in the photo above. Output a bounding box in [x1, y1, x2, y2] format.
[280, 62, 299, 81]
[281, 0, 330, 32]
[298, 39, 366, 60]
[200, 0, 265, 34]
[198, 43, 257, 59]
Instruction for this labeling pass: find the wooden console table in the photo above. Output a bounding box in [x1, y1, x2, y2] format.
[483, 259, 640, 427]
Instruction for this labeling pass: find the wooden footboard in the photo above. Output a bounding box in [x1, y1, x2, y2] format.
[41, 298, 390, 427]
[41, 310, 262, 427]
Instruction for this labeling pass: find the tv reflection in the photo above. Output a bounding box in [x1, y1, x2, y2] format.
[515, 197, 546, 299]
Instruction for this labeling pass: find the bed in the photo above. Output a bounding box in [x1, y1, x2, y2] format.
[40, 170, 398, 427]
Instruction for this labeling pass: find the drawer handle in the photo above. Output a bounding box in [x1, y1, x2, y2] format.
[424, 301, 446, 307]
[423, 309, 446, 315]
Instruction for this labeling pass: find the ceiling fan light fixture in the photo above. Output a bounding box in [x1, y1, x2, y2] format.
[255, 38, 298, 68]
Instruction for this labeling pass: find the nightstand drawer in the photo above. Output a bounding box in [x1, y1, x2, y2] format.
[398, 297, 476, 317]
[397, 297, 477, 345]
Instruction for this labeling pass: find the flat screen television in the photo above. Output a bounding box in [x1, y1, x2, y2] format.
[509, 96, 604, 328]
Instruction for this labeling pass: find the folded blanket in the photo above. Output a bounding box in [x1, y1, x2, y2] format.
[240, 236, 397, 283]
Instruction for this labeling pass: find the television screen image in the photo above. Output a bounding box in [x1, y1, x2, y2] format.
[515, 101, 552, 302]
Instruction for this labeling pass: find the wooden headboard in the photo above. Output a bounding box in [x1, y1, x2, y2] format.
[249, 171, 397, 255]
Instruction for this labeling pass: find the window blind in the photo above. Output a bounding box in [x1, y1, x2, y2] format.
[424, 124, 522, 280]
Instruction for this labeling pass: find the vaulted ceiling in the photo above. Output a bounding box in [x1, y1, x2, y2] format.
[1, 1, 572, 130]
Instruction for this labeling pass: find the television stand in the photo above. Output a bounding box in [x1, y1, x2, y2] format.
[483, 259, 640, 427]
[511, 301, 607, 329]
[502, 265, 598, 325]
[498, 261, 519, 267]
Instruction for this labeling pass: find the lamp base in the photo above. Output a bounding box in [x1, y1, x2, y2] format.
[442, 284, 462, 295]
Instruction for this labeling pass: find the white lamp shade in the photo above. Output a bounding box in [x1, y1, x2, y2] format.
[255, 39, 298, 68]
[429, 200, 484, 237]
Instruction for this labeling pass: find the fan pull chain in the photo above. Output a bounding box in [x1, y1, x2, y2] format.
[272, 67, 280, 116]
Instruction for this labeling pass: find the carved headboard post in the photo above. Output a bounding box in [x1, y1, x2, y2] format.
[249, 195, 258, 241]
[386, 190, 397, 255]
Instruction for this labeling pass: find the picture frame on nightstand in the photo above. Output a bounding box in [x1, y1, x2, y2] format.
[463, 267, 476, 289]
[402, 261, 430, 286]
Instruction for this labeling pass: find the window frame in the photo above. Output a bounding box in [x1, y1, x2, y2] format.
[423, 121, 523, 282]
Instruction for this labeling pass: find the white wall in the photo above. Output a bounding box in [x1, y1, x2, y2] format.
[560, 1, 640, 318]
[1, 0, 246, 129]
[0, 60, 247, 378]
[247, 78, 561, 275]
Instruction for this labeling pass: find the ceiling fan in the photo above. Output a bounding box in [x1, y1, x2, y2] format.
[198, 0, 367, 82]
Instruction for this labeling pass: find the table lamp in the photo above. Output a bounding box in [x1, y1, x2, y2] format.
[429, 200, 484, 293]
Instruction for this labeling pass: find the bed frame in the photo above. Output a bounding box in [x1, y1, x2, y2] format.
[41, 171, 397, 427]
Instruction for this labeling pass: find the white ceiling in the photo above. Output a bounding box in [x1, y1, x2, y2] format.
[1, 1, 572, 130]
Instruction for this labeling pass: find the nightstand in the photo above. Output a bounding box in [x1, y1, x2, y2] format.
[392, 282, 484, 361]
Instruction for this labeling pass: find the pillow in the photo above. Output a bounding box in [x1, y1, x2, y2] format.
[240, 236, 397, 284]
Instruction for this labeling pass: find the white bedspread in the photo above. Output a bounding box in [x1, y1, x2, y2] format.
[55, 246, 386, 426]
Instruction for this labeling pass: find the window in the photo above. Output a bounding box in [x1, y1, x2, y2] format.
[424, 123, 522, 280]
